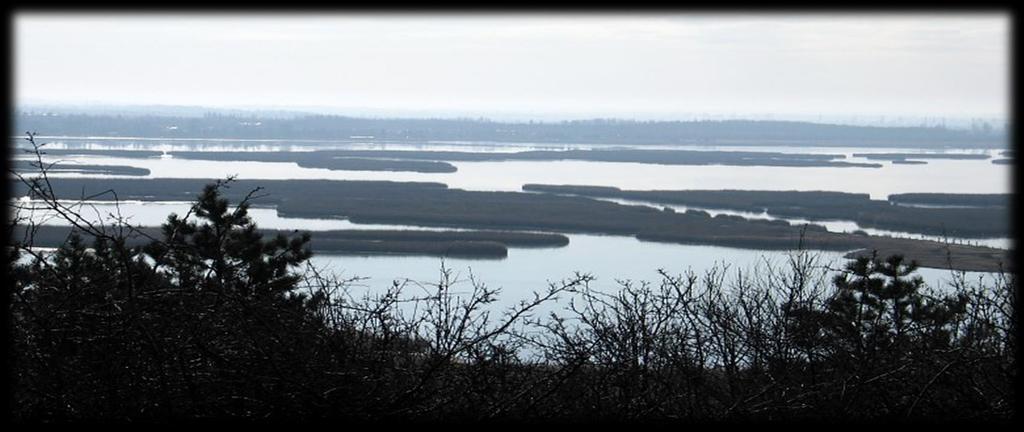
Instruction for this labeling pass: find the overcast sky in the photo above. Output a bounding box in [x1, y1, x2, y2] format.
[14, 13, 1010, 121]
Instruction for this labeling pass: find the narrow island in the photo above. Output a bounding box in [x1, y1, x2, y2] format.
[12, 160, 151, 176]
[35, 149, 459, 173]
[522, 184, 1009, 238]
[14, 225, 570, 259]
[888, 192, 1009, 207]
[852, 152, 991, 160]
[12, 178, 1011, 272]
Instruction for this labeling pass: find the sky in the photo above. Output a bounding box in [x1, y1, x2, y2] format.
[13, 13, 1011, 122]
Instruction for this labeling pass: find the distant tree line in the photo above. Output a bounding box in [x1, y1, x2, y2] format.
[13, 112, 1006, 147]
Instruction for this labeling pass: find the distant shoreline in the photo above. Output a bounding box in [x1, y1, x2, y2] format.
[15, 113, 1007, 148]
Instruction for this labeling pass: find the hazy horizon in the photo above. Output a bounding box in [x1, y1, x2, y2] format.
[15, 13, 1010, 123]
[15, 100, 1008, 127]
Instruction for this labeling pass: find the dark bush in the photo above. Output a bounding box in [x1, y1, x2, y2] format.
[7, 134, 1015, 422]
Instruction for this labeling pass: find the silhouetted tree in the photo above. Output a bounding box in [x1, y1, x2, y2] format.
[7, 133, 1014, 422]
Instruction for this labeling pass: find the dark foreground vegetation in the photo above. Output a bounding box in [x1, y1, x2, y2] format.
[15, 111, 1006, 147]
[523, 184, 1010, 238]
[11, 177, 1009, 272]
[15, 225, 569, 259]
[7, 166, 1017, 422]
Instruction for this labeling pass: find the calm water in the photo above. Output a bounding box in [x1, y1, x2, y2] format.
[16, 136, 1006, 155]
[20, 150, 1011, 199]
[16, 196, 1011, 250]
[307, 234, 1001, 314]
[11, 138, 1011, 307]
[14, 200, 472, 232]
[15, 200, 1006, 308]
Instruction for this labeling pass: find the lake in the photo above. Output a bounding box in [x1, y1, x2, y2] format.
[18, 146, 1010, 200]
[10, 137, 1012, 309]
[15, 200, 1006, 312]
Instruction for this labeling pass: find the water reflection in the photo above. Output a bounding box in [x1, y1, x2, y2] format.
[309, 234, 1002, 315]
